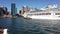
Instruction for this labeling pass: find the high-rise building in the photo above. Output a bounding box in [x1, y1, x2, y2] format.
[11, 3, 16, 16]
[15, 8, 17, 14]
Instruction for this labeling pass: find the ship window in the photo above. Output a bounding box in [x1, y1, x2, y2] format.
[27, 13, 51, 16]
[55, 13, 60, 15]
[46, 13, 51, 15]
[40, 13, 51, 15]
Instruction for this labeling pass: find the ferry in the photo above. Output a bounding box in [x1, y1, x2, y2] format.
[23, 5, 60, 20]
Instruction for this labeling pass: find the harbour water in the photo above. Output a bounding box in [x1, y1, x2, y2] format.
[0, 17, 60, 34]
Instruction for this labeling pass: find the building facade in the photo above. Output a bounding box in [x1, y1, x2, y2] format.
[11, 3, 17, 16]
[15, 8, 17, 14]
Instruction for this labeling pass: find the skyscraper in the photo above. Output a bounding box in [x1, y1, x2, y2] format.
[15, 8, 17, 14]
[11, 3, 16, 16]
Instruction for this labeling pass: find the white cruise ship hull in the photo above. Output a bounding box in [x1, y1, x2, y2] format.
[24, 15, 60, 20]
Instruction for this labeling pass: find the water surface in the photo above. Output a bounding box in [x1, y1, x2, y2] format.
[0, 17, 60, 34]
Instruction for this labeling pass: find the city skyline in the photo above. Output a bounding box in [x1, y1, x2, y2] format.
[0, 0, 60, 13]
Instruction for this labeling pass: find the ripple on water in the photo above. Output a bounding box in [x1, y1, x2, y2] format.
[0, 18, 60, 34]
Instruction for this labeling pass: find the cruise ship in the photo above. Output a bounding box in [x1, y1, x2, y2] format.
[23, 5, 60, 20]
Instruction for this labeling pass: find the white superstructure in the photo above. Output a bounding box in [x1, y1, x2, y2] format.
[23, 5, 60, 20]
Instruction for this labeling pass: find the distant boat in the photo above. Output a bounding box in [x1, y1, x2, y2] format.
[23, 4, 60, 20]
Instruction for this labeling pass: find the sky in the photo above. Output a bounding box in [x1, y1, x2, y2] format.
[0, 0, 60, 13]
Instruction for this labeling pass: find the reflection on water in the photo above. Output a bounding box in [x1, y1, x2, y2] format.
[0, 18, 60, 34]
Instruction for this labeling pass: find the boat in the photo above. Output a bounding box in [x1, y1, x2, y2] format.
[0, 29, 7, 34]
[23, 4, 60, 20]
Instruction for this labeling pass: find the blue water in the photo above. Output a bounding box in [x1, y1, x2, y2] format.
[0, 17, 60, 34]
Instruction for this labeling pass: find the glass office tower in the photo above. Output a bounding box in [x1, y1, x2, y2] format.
[11, 3, 16, 16]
